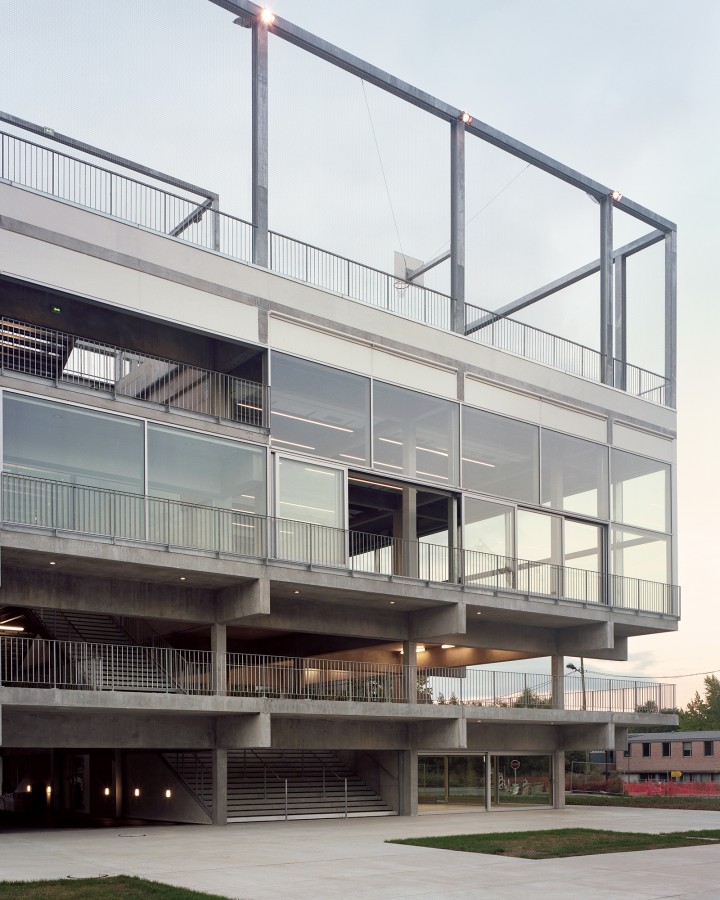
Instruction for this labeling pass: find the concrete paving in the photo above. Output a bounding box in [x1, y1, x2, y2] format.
[1, 807, 720, 899]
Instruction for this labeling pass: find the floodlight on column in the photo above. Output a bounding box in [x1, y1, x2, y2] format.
[460, 111, 473, 124]
[610, 189, 623, 202]
[259, 8, 276, 25]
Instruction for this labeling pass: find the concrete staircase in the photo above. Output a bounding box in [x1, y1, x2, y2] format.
[163, 749, 395, 821]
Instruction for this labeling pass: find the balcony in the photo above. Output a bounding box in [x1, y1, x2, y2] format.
[0, 315, 268, 428]
[0, 636, 675, 714]
[1, 472, 680, 617]
[0, 127, 670, 406]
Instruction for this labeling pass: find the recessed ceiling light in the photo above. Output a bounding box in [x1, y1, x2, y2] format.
[49, 561, 56, 566]
[390, 601, 395, 605]
[294, 590, 300, 594]
[180, 576, 186, 581]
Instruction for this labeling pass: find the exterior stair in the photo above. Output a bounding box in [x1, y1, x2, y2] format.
[162, 749, 395, 821]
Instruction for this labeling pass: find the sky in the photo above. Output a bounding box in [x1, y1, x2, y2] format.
[1, 0, 718, 706]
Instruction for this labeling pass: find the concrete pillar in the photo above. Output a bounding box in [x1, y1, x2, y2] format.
[212, 748, 228, 826]
[251, 20, 270, 268]
[551, 655, 565, 710]
[397, 749, 418, 816]
[552, 750, 566, 809]
[211, 623, 227, 697]
[485, 752, 492, 811]
[402, 640, 417, 704]
[113, 750, 123, 818]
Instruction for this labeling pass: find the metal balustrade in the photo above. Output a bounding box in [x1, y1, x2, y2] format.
[0, 315, 268, 428]
[1, 472, 680, 617]
[0, 129, 670, 405]
[0, 636, 215, 694]
[0, 637, 675, 714]
[420, 667, 676, 713]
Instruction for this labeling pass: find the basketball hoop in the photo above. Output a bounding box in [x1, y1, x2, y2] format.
[393, 280, 409, 292]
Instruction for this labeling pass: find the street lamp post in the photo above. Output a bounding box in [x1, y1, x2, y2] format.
[566, 659, 587, 711]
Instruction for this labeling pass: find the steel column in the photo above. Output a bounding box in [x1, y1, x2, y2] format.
[665, 229, 677, 407]
[252, 21, 270, 267]
[450, 119, 466, 333]
[614, 252, 627, 390]
[599, 196, 614, 385]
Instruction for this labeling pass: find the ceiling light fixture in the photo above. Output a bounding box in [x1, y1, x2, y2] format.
[272, 411, 353, 433]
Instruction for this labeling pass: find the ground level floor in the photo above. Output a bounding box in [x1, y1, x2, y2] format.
[1, 807, 719, 899]
[0, 748, 564, 824]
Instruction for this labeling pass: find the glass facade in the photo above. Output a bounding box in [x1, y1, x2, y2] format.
[276, 457, 345, 565]
[541, 430, 608, 518]
[612, 449, 670, 533]
[464, 497, 514, 590]
[612, 526, 670, 583]
[271, 353, 370, 465]
[462, 407, 539, 503]
[373, 382, 459, 484]
[3, 393, 144, 493]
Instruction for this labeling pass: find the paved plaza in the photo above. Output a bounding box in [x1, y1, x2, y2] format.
[1, 807, 720, 899]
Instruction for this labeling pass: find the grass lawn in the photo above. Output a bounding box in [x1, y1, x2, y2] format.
[388, 827, 720, 859]
[567, 794, 720, 811]
[0, 876, 230, 899]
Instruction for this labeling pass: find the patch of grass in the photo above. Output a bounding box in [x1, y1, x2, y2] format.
[388, 828, 720, 859]
[0, 875, 229, 899]
[567, 794, 720, 811]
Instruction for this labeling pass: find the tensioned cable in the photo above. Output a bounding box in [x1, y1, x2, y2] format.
[360, 79, 408, 266]
[424, 162, 532, 263]
[574, 665, 720, 681]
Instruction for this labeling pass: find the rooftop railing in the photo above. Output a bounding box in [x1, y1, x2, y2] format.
[0, 637, 675, 714]
[0, 315, 267, 428]
[1, 129, 670, 406]
[1, 472, 680, 617]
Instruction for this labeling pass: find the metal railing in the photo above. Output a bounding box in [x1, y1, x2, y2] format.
[1, 129, 670, 406]
[0, 315, 267, 428]
[0, 130, 253, 261]
[0, 636, 215, 694]
[0, 637, 675, 714]
[0, 472, 680, 617]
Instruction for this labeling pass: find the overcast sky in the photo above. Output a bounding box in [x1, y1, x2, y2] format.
[2, 0, 718, 705]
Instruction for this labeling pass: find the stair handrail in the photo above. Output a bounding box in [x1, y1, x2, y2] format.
[248, 749, 286, 810]
[308, 750, 348, 816]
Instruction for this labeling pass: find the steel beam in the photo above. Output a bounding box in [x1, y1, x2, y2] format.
[405, 249, 450, 283]
[465, 229, 665, 335]
[0, 110, 216, 200]
[168, 198, 213, 238]
[251, 20, 270, 267]
[450, 119, 466, 333]
[614, 253, 627, 390]
[600, 196, 614, 385]
[208, 1, 675, 233]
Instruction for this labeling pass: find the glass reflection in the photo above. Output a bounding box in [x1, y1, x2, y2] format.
[541, 430, 608, 518]
[464, 498, 514, 590]
[462, 407, 539, 503]
[277, 458, 345, 566]
[612, 450, 670, 533]
[373, 382, 459, 484]
[271, 353, 370, 465]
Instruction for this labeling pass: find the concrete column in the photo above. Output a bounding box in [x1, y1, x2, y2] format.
[551, 655, 565, 710]
[113, 750, 123, 818]
[552, 750, 566, 809]
[212, 748, 228, 826]
[402, 640, 417, 704]
[485, 752, 492, 811]
[251, 21, 270, 268]
[211, 623, 227, 697]
[397, 749, 418, 816]
[614, 253, 627, 390]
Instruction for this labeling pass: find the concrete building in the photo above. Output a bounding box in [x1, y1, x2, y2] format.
[0, 1, 678, 824]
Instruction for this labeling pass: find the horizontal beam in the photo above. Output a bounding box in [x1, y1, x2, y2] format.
[168, 198, 213, 237]
[405, 249, 451, 283]
[465, 229, 666, 334]
[0, 110, 218, 201]
[209, 1, 675, 233]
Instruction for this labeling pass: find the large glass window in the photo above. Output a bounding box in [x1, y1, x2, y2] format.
[2, 393, 145, 538]
[517, 510, 562, 596]
[564, 520, 602, 602]
[612, 527, 669, 583]
[612, 450, 670, 533]
[461, 407, 539, 503]
[463, 497, 514, 590]
[271, 353, 370, 465]
[373, 382, 459, 484]
[541, 431, 608, 518]
[276, 457, 345, 566]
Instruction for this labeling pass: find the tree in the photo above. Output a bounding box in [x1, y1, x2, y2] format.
[634, 699, 680, 732]
[680, 675, 720, 731]
[512, 687, 552, 709]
